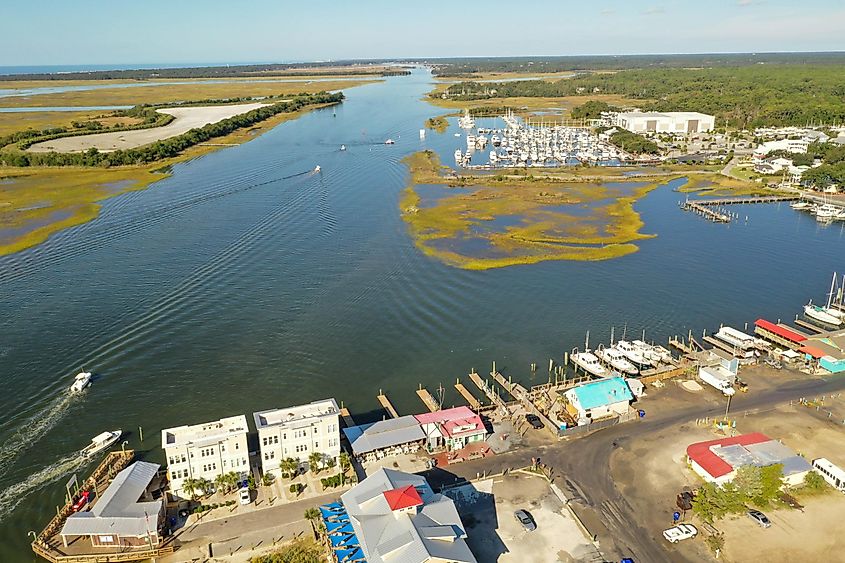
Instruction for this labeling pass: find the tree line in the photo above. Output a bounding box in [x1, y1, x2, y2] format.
[0, 92, 343, 168]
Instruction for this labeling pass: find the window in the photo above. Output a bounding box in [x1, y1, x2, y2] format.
[314, 442, 319, 449]
[235, 442, 239, 450]
[221, 444, 226, 452]
[273, 436, 279, 444]
[262, 437, 268, 446]
[181, 454, 187, 463]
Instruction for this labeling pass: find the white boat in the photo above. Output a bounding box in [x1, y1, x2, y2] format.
[384, 139, 395, 145]
[340, 145, 346, 151]
[314, 165, 321, 173]
[804, 302, 843, 326]
[633, 340, 664, 365]
[595, 346, 638, 375]
[616, 340, 652, 367]
[454, 149, 463, 161]
[571, 350, 609, 378]
[80, 430, 122, 458]
[458, 109, 475, 130]
[70, 371, 92, 393]
[790, 200, 812, 210]
[815, 204, 840, 220]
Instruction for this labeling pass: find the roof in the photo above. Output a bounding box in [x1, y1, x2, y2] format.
[571, 377, 634, 410]
[254, 398, 339, 430]
[413, 406, 486, 439]
[161, 414, 248, 449]
[383, 485, 423, 511]
[800, 345, 828, 359]
[755, 319, 807, 343]
[61, 461, 162, 538]
[343, 416, 425, 455]
[340, 468, 476, 563]
[687, 433, 770, 478]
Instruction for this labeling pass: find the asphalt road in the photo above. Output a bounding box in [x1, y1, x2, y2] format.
[423, 374, 845, 563]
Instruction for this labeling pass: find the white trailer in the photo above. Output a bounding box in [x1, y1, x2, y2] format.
[812, 458, 845, 492]
[699, 366, 736, 396]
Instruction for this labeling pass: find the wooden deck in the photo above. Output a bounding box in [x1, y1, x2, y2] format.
[376, 391, 399, 418]
[454, 380, 482, 410]
[416, 387, 440, 413]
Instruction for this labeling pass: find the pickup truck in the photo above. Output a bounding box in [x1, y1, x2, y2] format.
[662, 523, 698, 543]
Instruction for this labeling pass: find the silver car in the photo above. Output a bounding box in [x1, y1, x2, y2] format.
[747, 509, 771, 528]
[514, 509, 536, 531]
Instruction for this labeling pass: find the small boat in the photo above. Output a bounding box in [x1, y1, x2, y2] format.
[384, 139, 395, 145]
[340, 145, 346, 151]
[571, 349, 609, 378]
[596, 346, 638, 375]
[80, 430, 122, 458]
[790, 201, 812, 210]
[70, 371, 92, 393]
[633, 340, 662, 365]
[314, 165, 321, 173]
[454, 149, 463, 161]
[616, 340, 652, 367]
[804, 302, 843, 326]
[815, 204, 841, 220]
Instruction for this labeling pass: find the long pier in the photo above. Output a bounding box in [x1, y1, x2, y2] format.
[681, 195, 798, 223]
[469, 370, 507, 409]
[794, 318, 826, 334]
[377, 390, 399, 419]
[454, 378, 482, 410]
[681, 200, 731, 222]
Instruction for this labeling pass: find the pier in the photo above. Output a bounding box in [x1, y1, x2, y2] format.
[681, 200, 731, 222]
[468, 370, 507, 409]
[794, 318, 826, 334]
[454, 378, 482, 410]
[416, 384, 441, 413]
[376, 390, 399, 419]
[681, 195, 798, 223]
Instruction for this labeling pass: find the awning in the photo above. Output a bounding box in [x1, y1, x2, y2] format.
[799, 346, 827, 359]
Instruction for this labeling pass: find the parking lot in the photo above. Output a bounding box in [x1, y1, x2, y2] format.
[445, 472, 603, 562]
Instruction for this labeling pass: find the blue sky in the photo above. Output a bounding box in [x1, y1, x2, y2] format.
[2, 0, 844, 66]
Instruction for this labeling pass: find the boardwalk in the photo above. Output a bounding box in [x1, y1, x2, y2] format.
[454, 381, 482, 410]
[681, 195, 798, 223]
[376, 392, 399, 418]
[416, 386, 440, 413]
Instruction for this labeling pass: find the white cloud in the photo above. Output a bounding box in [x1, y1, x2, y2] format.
[600, 8, 615, 15]
[644, 6, 665, 15]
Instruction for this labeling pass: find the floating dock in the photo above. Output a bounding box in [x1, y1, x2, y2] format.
[416, 385, 440, 413]
[376, 391, 399, 419]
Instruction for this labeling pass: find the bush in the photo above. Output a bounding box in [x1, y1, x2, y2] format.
[802, 471, 828, 492]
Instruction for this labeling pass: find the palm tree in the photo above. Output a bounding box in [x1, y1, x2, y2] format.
[303, 507, 320, 534]
[214, 473, 228, 495]
[280, 458, 298, 480]
[226, 471, 240, 493]
[325, 457, 336, 472]
[261, 472, 275, 487]
[181, 477, 199, 499]
[194, 477, 212, 498]
[308, 452, 323, 474]
[339, 451, 351, 474]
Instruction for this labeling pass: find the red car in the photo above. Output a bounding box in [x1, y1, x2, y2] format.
[71, 490, 90, 512]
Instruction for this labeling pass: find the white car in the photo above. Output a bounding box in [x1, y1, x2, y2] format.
[239, 487, 251, 505]
[662, 523, 698, 543]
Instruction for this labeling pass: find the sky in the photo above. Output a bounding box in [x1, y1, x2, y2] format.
[2, 0, 845, 66]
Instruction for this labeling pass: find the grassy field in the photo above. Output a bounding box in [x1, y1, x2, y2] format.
[0, 79, 378, 108]
[424, 115, 449, 133]
[677, 173, 774, 197]
[0, 110, 139, 137]
[400, 150, 666, 270]
[0, 101, 337, 256]
[435, 71, 582, 82]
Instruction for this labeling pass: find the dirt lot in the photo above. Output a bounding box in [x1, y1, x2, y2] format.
[446, 472, 603, 562]
[27, 103, 267, 153]
[611, 370, 845, 563]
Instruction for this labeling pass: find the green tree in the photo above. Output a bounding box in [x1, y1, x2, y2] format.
[308, 452, 323, 474]
[803, 470, 827, 491]
[733, 465, 763, 500]
[262, 472, 275, 487]
[280, 458, 299, 480]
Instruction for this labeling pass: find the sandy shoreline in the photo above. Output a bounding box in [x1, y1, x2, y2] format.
[27, 103, 269, 153]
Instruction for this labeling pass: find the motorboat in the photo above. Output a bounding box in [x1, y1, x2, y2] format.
[632, 340, 663, 365]
[570, 349, 609, 378]
[815, 204, 841, 220]
[340, 145, 346, 151]
[804, 302, 843, 326]
[616, 340, 652, 367]
[595, 346, 638, 375]
[454, 149, 462, 161]
[70, 371, 92, 393]
[80, 430, 122, 458]
[790, 200, 813, 210]
[384, 139, 395, 145]
[314, 165, 321, 173]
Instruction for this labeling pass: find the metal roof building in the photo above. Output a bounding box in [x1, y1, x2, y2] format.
[60, 461, 164, 549]
[563, 376, 634, 424]
[343, 416, 425, 456]
[340, 467, 477, 563]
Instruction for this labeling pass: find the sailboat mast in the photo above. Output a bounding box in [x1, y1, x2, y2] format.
[827, 272, 837, 309]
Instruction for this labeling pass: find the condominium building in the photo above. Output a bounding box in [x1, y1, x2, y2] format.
[161, 414, 250, 499]
[254, 398, 340, 475]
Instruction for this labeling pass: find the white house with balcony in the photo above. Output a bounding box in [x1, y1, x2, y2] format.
[161, 414, 250, 499]
[253, 398, 340, 475]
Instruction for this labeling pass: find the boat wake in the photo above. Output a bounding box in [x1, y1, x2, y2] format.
[0, 392, 75, 478]
[0, 452, 85, 520]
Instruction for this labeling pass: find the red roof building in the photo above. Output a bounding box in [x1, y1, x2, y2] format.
[382, 485, 423, 511]
[754, 319, 807, 348]
[414, 406, 487, 452]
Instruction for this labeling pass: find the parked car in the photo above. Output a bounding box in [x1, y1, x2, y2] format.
[764, 357, 783, 370]
[525, 414, 544, 430]
[747, 509, 771, 528]
[71, 490, 90, 512]
[239, 487, 251, 505]
[514, 509, 536, 531]
[662, 523, 698, 543]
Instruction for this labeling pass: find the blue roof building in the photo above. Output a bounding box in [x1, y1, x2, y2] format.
[564, 377, 634, 424]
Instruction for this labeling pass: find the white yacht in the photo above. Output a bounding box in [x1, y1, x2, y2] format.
[815, 204, 840, 221]
[70, 371, 92, 393]
[790, 200, 812, 210]
[340, 145, 346, 151]
[804, 302, 843, 326]
[616, 340, 652, 367]
[80, 430, 122, 459]
[595, 347, 638, 375]
[571, 349, 609, 378]
[384, 139, 395, 145]
[633, 340, 663, 365]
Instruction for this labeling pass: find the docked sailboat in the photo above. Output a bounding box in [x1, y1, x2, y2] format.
[790, 200, 813, 210]
[80, 430, 122, 459]
[69, 370, 92, 393]
[458, 109, 475, 130]
[595, 346, 638, 375]
[804, 302, 842, 326]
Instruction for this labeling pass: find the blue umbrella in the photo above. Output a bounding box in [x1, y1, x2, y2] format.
[326, 520, 346, 534]
[337, 522, 355, 535]
[324, 501, 344, 511]
[334, 547, 356, 561]
[330, 533, 355, 548]
[342, 547, 366, 562]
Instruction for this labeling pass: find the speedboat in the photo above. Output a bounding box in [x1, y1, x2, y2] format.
[804, 302, 843, 326]
[454, 149, 462, 161]
[70, 371, 92, 393]
[790, 200, 812, 210]
[616, 340, 652, 367]
[314, 165, 321, 173]
[384, 139, 395, 145]
[596, 346, 638, 375]
[80, 430, 122, 459]
[340, 145, 346, 151]
[571, 350, 609, 378]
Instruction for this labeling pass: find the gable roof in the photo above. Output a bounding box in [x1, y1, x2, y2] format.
[343, 416, 425, 455]
[384, 485, 423, 511]
[572, 377, 634, 410]
[755, 319, 807, 343]
[414, 407, 485, 439]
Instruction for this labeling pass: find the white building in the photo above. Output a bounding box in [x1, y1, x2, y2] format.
[254, 398, 340, 475]
[615, 111, 715, 134]
[753, 139, 809, 161]
[161, 415, 250, 499]
[563, 376, 634, 425]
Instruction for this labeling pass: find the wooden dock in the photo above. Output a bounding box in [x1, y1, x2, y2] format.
[454, 379, 481, 410]
[794, 318, 826, 334]
[376, 391, 399, 419]
[703, 335, 740, 355]
[669, 336, 696, 355]
[416, 385, 440, 413]
[681, 200, 731, 222]
[696, 195, 798, 206]
[339, 407, 356, 428]
[469, 371, 507, 409]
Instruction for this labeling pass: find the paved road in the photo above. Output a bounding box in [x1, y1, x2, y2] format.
[424, 374, 845, 563]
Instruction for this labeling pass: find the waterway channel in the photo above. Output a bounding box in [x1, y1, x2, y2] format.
[0, 68, 843, 559]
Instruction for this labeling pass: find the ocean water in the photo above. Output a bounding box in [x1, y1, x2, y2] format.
[0, 68, 843, 559]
